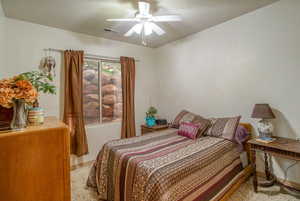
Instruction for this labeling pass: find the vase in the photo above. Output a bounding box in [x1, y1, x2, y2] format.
[145, 117, 156, 127]
[10, 99, 28, 130]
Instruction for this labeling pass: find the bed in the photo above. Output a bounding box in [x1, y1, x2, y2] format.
[87, 124, 252, 201]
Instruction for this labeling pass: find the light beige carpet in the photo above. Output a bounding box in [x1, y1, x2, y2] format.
[71, 165, 300, 201]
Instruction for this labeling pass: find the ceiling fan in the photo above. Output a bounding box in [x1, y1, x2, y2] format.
[106, 1, 182, 45]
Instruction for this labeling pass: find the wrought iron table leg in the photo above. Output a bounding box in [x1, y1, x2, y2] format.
[260, 152, 275, 187]
[264, 152, 271, 180]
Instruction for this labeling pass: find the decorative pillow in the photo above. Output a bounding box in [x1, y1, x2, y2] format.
[178, 122, 201, 140]
[235, 125, 250, 151]
[171, 110, 198, 128]
[206, 116, 241, 140]
[192, 115, 211, 137]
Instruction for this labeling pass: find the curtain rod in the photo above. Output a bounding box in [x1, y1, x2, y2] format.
[43, 48, 140, 62]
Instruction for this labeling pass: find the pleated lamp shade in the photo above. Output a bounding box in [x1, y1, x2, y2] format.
[251, 104, 275, 119]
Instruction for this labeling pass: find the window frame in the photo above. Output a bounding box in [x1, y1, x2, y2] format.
[83, 57, 122, 126]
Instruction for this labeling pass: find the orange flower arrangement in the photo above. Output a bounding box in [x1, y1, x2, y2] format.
[0, 76, 38, 108]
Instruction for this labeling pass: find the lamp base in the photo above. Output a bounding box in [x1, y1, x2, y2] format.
[257, 119, 274, 138]
[258, 131, 273, 138]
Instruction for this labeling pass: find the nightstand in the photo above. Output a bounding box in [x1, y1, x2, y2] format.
[141, 124, 169, 135]
[247, 137, 300, 193]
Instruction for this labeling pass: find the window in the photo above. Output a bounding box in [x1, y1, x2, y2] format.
[83, 59, 122, 125]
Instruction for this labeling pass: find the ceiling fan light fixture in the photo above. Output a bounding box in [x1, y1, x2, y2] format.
[144, 22, 153, 36]
[133, 23, 143, 34]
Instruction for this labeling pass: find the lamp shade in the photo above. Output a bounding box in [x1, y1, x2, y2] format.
[251, 104, 275, 119]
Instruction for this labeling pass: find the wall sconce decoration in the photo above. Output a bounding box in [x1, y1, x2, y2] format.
[40, 49, 56, 77]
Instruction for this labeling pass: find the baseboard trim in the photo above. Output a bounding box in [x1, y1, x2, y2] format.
[71, 160, 94, 171]
[257, 171, 300, 191]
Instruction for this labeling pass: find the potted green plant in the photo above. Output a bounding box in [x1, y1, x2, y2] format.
[145, 106, 157, 127]
[17, 71, 56, 125]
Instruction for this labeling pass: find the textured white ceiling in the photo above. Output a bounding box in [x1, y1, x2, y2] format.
[1, 0, 278, 48]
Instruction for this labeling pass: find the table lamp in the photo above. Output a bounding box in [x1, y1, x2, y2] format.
[251, 104, 276, 138]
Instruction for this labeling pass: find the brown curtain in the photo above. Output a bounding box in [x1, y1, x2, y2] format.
[63, 50, 88, 156]
[120, 57, 136, 138]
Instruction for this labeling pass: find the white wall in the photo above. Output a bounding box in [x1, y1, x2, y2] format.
[0, 1, 4, 17]
[0, 1, 5, 69]
[156, 0, 300, 183]
[0, 18, 159, 164]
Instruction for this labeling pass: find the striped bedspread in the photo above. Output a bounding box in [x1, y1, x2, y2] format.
[87, 128, 243, 201]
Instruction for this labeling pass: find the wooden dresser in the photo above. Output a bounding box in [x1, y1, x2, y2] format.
[0, 117, 71, 201]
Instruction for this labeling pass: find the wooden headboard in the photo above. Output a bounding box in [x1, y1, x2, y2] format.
[239, 123, 252, 136]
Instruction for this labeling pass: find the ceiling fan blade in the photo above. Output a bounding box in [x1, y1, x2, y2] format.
[138, 1, 150, 15]
[107, 18, 139, 22]
[124, 23, 143, 37]
[152, 15, 182, 22]
[149, 23, 165, 35]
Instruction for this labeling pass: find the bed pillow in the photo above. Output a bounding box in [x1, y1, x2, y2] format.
[206, 116, 241, 140]
[178, 122, 201, 140]
[171, 110, 197, 128]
